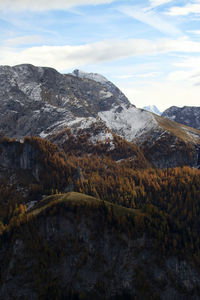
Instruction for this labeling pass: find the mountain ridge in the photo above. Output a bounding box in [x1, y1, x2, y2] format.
[0, 64, 199, 169]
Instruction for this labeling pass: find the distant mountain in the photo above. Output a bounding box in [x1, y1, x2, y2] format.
[162, 106, 200, 130]
[143, 105, 161, 115]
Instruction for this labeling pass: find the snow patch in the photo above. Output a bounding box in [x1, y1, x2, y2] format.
[72, 69, 109, 85]
[100, 90, 113, 99]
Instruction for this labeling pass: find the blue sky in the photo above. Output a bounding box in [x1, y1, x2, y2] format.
[0, 0, 200, 110]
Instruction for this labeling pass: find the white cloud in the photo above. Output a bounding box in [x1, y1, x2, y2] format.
[187, 30, 200, 35]
[0, 0, 115, 11]
[1, 38, 200, 71]
[159, 37, 200, 52]
[167, 2, 200, 16]
[0, 40, 155, 71]
[149, 0, 173, 8]
[118, 6, 181, 36]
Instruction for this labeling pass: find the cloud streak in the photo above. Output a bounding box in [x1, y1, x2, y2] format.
[149, 0, 173, 8]
[0, 0, 115, 11]
[118, 5, 181, 36]
[1, 38, 200, 71]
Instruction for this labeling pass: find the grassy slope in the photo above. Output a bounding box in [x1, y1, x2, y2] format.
[155, 114, 200, 144]
[29, 192, 141, 219]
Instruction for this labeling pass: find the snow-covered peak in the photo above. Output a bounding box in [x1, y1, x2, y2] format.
[98, 104, 157, 142]
[143, 105, 161, 115]
[72, 69, 109, 85]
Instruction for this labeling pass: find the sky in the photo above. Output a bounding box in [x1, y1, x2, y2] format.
[0, 0, 200, 111]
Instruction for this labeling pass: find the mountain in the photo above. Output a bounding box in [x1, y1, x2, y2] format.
[162, 106, 200, 130]
[0, 64, 200, 169]
[0, 64, 129, 139]
[143, 105, 161, 115]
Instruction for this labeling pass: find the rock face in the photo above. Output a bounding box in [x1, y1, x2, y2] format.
[162, 106, 200, 130]
[0, 138, 40, 181]
[0, 137, 76, 195]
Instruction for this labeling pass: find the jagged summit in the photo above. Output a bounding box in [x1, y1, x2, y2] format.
[0, 64, 130, 138]
[162, 105, 200, 130]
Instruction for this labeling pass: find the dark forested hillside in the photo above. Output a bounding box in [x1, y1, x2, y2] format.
[0, 136, 200, 299]
[1, 192, 200, 300]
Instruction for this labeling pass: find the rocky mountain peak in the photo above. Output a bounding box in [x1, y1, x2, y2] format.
[162, 105, 200, 130]
[0, 64, 131, 138]
[0, 64, 199, 169]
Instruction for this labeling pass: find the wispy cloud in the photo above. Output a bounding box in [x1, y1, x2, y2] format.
[166, 2, 200, 16]
[167, 70, 200, 84]
[0, 0, 115, 11]
[1, 38, 200, 71]
[149, 0, 174, 8]
[118, 5, 181, 36]
[168, 55, 200, 85]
